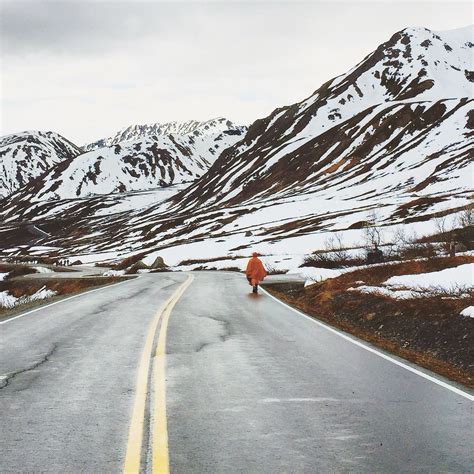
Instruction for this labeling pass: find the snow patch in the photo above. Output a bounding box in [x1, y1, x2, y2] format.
[350, 285, 420, 299]
[0, 286, 58, 309]
[460, 306, 474, 318]
[0, 291, 17, 308]
[34, 266, 54, 274]
[385, 264, 474, 292]
[102, 269, 126, 277]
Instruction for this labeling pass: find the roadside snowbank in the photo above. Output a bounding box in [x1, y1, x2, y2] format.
[350, 285, 419, 299]
[0, 286, 57, 309]
[349, 263, 473, 300]
[102, 269, 126, 277]
[385, 263, 474, 292]
[460, 306, 474, 318]
[34, 266, 54, 274]
[289, 267, 346, 287]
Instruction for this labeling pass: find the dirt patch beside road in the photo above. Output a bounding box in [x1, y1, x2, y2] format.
[0, 276, 131, 321]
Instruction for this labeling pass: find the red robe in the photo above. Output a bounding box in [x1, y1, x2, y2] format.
[246, 257, 267, 286]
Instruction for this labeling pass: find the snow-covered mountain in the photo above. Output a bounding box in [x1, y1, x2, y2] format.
[84, 117, 245, 151]
[0, 131, 82, 199]
[1, 118, 246, 202]
[14, 130, 245, 201]
[171, 26, 473, 210]
[0, 26, 472, 265]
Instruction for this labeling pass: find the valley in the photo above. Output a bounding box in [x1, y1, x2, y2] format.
[0, 26, 472, 270]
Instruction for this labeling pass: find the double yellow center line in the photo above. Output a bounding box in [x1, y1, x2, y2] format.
[123, 274, 194, 473]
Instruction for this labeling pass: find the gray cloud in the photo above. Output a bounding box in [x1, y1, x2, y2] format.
[0, 1, 472, 143]
[0, 0, 174, 55]
[4, 0, 468, 57]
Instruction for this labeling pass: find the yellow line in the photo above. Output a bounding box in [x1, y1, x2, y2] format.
[123, 274, 194, 474]
[152, 274, 194, 474]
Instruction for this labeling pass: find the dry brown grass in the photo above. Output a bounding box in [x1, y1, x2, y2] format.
[0, 263, 38, 279]
[302, 252, 365, 269]
[178, 255, 245, 266]
[265, 255, 474, 388]
[219, 267, 241, 272]
[0, 276, 130, 319]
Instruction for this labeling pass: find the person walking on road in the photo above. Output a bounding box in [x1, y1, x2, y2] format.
[246, 252, 267, 294]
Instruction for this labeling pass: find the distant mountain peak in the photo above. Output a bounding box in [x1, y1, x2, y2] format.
[84, 117, 246, 151]
[0, 130, 82, 199]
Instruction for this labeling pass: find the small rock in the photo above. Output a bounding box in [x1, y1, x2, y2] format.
[151, 256, 167, 269]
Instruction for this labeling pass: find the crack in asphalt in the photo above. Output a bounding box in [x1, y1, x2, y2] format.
[194, 316, 232, 353]
[104, 282, 180, 305]
[0, 344, 57, 390]
[157, 281, 183, 292]
[79, 286, 159, 317]
[111, 287, 152, 303]
[195, 334, 228, 353]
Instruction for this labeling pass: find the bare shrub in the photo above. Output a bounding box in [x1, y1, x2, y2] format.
[434, 214, 456, 253]
[304, 232, 366, 269]
[219, 267, 241, 272]
[391, 227, 437, 261]
[434, 214, 451, 235]
[399, 242, 437, 260]
[324, 232, 349, 260]
[419, 284, 473, 299]
[178, 255, 244, 266]
[302, 252, 365, 269]
[458, 206, 474, 228]
[363, 211, 384, 248]
[265, 264, 288, 275]
[302, 253, 341, 269]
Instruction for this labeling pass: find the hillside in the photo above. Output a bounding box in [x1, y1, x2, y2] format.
[6, 127, 245, 201]
[171, 26, 473, 210]
[0, 131, 82, 198]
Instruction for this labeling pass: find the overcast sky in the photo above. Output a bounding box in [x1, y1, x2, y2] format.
[0, 0, 472, 144]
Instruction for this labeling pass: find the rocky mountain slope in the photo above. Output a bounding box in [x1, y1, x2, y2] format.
[171, 26, 473, 210]
[0, 131, 82, 198]
[0, 26, 472, 265]
[1, 118, 245, 203]
[84, 117, 245, 151]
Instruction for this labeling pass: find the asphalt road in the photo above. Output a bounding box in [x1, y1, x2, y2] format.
[1, 272, 472, 473]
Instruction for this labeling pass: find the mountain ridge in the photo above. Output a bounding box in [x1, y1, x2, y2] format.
[0, 26, 472, 265]
[0, 130, 83, 199]
[84, 117, 246, 151]
[0, 117, 247, 201]
[166, 26, 473, 211]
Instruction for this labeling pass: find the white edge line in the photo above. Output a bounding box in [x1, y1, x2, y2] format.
[0, 277, 139, 326]
[261, 287, 474, 402]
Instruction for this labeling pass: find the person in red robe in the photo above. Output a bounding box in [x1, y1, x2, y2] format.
[246, 252, 267, 293]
